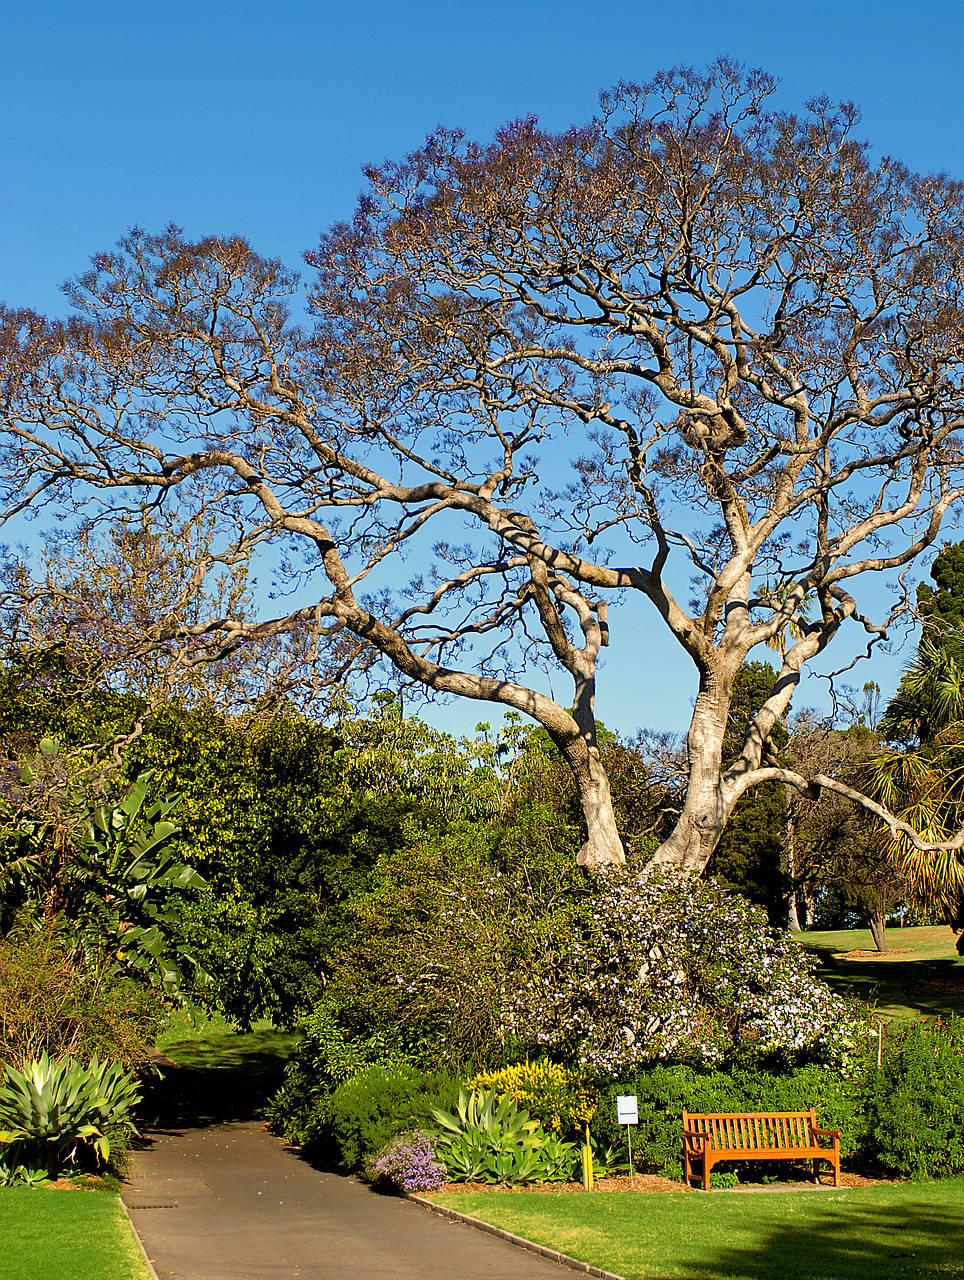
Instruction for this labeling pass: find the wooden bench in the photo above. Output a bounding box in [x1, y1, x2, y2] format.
[682, 1108, 841, 1190]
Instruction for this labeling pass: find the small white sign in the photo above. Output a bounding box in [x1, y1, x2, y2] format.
[616, 1095, 638, 1125]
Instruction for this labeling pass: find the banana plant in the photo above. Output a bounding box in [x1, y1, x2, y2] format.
[71, 770, 209, 996]
[1, 742, 208, 997]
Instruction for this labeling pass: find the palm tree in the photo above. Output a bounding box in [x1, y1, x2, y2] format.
[870, 632, 964, 925]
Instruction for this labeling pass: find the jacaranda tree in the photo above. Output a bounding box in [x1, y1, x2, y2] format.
[5, 62, 964, 871]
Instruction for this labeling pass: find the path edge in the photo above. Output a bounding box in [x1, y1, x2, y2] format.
[408, 1194, 625, 1280]
[121, 1196, 162, 1280]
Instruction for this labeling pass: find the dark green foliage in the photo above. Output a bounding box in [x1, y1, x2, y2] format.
[712, 786, 787, 924]
[299, 1063, 461, 1173]
[593, 1061, 864, 1182]
[0, 675, 666, 1052]
[861, 1017, 964, 1178]
[0, 738, 206, 999]
[918, 541, 964, 639]
[322, 830, 581, 1072]
[263, 998, 405, 1145]
[882, 540, 964, 747]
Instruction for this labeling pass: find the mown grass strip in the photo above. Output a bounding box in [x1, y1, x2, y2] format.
[0, 1188, 152, 1280]
[431, 1179, 964, 1280]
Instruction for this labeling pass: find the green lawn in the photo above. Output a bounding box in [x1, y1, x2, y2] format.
[431, 1179, 964, 1280]
[793, 924, 964, 1020]
[0, 1189, 151, 1280]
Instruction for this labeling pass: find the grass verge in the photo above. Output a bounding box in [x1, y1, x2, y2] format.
[430, 1179, 964, 1280]
[0, 1188, 151, 1280]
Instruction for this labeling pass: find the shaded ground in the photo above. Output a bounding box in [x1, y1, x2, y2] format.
[140, 1023, 297, 1129]
[793, 924, 964, 1019]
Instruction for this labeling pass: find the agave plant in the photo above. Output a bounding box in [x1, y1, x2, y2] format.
[0, 1161, 48, 1187]
[431, 1089, 577, 1185]
[0, 1054, 141, 1179]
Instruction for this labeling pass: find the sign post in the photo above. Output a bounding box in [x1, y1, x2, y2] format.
[616, 1095, 639, 1185]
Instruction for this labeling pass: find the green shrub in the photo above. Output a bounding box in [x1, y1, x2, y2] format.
[307, 1063, 461, 1172]
[861, 1017, 964, 1179]
[264, 999, 412, 1147]
[594, 1061, 863, 1181]
[0, 1053, 140, 1178]
[431, 1088, 578, 1184]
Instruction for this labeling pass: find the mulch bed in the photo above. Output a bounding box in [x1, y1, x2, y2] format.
[437, 1175, 686, 1194]
[435, 1170, 887, 1194]
[838, 948, 914, 959]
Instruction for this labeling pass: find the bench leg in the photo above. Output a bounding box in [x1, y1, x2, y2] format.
[703, 1156, 711, 1192]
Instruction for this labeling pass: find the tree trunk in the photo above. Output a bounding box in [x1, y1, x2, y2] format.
[784, 811, 802, 931]
[572, 751, 625, 869]
[868, 911, 888, 953]
[786, 891, 802, 933]
[539, 670, 628, 871]
[649, 673, 731, 873]
[551, 717, 625, 870]
[802, 885, 816, 929]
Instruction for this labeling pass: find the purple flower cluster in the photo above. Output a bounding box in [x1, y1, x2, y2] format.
[368, 1130, 446, 1194]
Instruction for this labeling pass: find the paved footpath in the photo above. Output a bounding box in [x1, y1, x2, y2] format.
[123, 1121, 578, 1280]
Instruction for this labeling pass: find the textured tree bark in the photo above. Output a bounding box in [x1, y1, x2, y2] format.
[573, 757, 625, 869]
[786, 888, 803, 934]
[551, 722, 625, 870]
[784, 812, 803, 932]
[650, 673, 733, 874]
[802, 886, 817, 930]
[869, 911, 889, 953]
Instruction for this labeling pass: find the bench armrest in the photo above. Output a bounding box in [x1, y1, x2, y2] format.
[811, 1128, 841, 1138]
[682, 1129, 709, 1150]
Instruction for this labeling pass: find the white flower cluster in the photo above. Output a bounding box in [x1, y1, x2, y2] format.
[500, 867, 858, 1076]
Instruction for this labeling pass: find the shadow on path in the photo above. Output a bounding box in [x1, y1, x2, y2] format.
[139, 1030, 292, 1129]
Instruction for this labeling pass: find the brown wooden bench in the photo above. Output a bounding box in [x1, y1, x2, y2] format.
[682, 1108, 841, 1190]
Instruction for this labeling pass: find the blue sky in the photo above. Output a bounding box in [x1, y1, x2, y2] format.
[4, 0, 963, 737]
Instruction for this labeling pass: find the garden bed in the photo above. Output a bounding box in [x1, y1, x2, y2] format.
[432, 1169, 886, 1195]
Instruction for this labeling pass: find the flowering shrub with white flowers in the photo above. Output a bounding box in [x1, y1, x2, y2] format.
[502, 867, 859, 1075]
